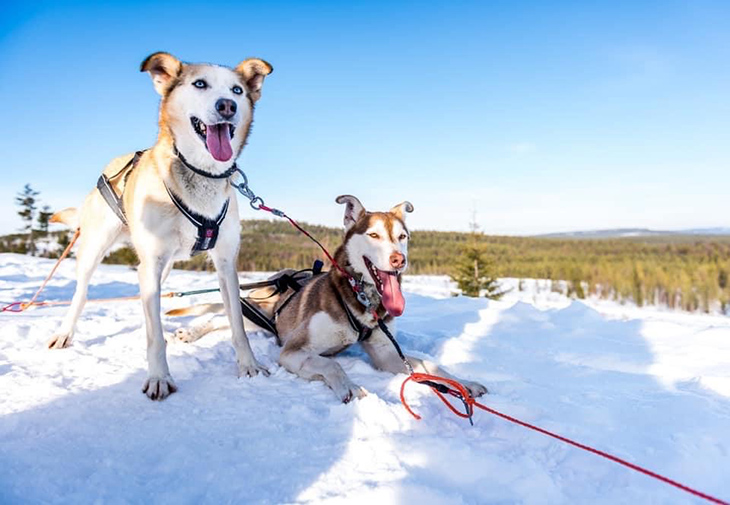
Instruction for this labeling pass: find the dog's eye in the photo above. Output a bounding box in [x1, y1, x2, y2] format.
[399, 234, 408, 241]
[192, 79, 208, 89]
[368, 233, 380, 239]
[232, 85, 243, 95]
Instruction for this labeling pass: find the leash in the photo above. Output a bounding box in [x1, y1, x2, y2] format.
[2, 229, 81, 313]
[230, 178, 729, 505]
[399, 375, 728, 504]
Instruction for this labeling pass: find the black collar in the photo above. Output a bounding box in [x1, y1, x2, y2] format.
[173, 145, 238, 179]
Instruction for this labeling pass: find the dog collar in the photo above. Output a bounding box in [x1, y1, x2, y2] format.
[173, 145, 238, 179]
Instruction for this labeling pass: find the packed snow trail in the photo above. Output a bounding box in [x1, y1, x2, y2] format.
[1, 253, 729, 504]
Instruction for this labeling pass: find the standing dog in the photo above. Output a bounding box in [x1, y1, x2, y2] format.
[170, 196, 488, 403]
[48, 52, 273, 400]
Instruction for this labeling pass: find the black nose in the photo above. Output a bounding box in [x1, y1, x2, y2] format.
[215, 98, 237, 119]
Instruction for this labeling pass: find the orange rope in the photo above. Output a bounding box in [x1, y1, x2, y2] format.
[2, 229, 80, 313]
[400, 372, 729, 504]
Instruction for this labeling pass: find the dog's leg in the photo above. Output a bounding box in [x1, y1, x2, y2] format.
[361, 329, 488, 398]
[173, 315, 230, 343]
[208, 248, 268, 378]
[47, 214, 121, 349]
[139, 254, 177, 400]
[279, 334, 367, 403]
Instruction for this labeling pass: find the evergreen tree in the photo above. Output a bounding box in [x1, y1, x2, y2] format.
[451, 213, 506, 299]
[38, 205, 53, 234]
[15, 184, 39, 256]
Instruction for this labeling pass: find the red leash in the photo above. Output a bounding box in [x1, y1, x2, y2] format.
[253, 202, 728, 505]
[401, 373, 729, 505]
[2, 229, 80, 313]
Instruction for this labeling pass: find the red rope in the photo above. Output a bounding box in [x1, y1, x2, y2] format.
[2, 229, 81, 313]
[401, 373, 729, 505]
[258, 205, 355, 283]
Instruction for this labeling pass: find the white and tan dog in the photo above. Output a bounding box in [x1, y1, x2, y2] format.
[49, 52, 273, 400]
[170, 196, 488, 403]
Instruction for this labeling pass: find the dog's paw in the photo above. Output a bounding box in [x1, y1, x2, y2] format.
[174, 327, 197, 343]
[463, 380, 488, 398]
[47, 332, 73, 349]
[142, 375, 177, 401]
[336, 383, 368, 404]
[237, 360, 270, 378]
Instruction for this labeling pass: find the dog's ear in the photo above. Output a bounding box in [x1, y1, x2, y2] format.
[235, 58, 273, 103]
[336, 195, 366, 231]
[390, 201, 414, 221]
[140, 52, 183, 95]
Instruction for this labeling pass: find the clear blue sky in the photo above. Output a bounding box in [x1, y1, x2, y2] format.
[1, 1, 728, 235]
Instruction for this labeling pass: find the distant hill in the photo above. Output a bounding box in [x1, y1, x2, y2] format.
[535, 228, 730, 239]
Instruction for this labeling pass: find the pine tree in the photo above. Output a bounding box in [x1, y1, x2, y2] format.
[15, 184, 39, 256]
[451, 213, 506, 299]
[38, 205, 53, 234]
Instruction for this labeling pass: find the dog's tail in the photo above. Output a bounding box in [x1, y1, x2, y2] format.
[166, 303, 224, 317]
[50, 207, 79, 229]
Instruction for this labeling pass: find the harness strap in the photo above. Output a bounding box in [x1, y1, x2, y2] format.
[238, 261, 326, 337]
[270, 260, 325, 317]
[334, 289, 373, 342]
[163, 183, 229, 254]
[239, 297, 279, 335]
[97, 175, 129, 225]
[96, 151, 144, 226]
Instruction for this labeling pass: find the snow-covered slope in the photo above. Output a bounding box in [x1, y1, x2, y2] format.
[1, 253, 729, 504]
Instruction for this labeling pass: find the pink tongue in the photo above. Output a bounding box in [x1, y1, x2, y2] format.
[378, 270, 405, 317]
[206, 124, 233, 162]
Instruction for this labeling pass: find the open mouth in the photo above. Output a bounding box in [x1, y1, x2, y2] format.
[363, 256, 405, 317]
[190, 116, 236, 162]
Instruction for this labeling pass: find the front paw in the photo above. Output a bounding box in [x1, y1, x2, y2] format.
[142, 375, 178, 401]
[47, 332, 73, 349]
[174, 327, 197, 343]
[463, 380, 488, 398]
[238, 360, 270, 378]
[335, 383, 368, 404]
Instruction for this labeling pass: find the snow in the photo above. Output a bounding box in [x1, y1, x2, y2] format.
[1, 253, 729, 505]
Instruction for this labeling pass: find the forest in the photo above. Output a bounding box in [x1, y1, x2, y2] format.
[3, 219, 730, 313]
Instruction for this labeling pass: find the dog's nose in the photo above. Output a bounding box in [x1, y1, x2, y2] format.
[389, 252, 405, 270]
[215, 98, 237, 119]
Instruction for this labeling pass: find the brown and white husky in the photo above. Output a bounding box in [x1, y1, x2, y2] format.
[48, 52, 273, 400]
[169, 195, 488, 403]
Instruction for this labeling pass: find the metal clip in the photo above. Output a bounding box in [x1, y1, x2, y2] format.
[356, 291, 371, 308]
[231, 167, 267, 211]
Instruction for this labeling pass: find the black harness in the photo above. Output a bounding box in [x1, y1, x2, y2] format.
[96, 151, 144, 226]
[334, 289, 374, 342]
[163, 184, 229, 254]
[96, 148, 231, 255]
[237, 261, 324, 338]
[236, 261, 374, 343]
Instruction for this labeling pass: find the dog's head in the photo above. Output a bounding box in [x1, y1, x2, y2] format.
[141, 52, 272, 171]
[336, 195, 414, 317]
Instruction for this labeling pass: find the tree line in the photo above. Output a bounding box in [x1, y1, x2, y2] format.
[6, 185, 730, 313]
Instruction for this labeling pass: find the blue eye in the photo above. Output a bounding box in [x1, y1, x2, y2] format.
[193, 79, 207, 89]
[232, 85, 243, 95]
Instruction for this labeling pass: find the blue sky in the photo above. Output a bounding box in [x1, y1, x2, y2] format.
[1, 1, 728, 235]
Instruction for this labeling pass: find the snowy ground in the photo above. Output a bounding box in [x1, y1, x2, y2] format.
[1, 253, 729, 505]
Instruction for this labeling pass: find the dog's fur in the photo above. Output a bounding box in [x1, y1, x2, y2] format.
[48, 52, 273, 400]
[169, 196, 488, 402]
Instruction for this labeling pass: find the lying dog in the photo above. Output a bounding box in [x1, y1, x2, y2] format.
[169, 195, 487, 403]
[48, 52, 273, 400]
